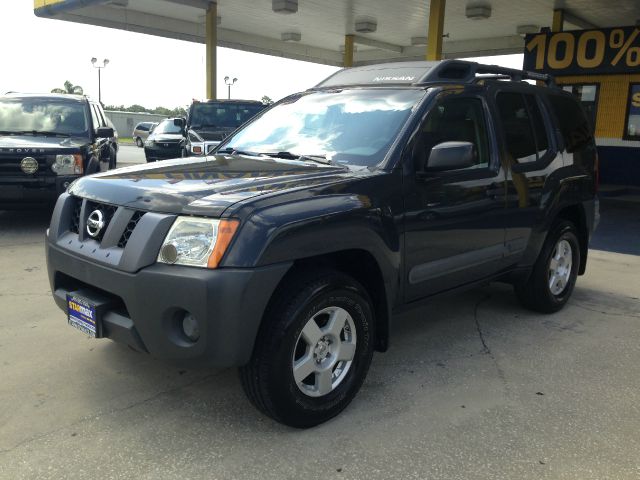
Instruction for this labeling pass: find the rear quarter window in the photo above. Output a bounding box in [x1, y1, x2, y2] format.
[547, 94, 593, 153]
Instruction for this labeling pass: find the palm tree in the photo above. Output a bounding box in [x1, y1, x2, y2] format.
[51, 80, 83, 95]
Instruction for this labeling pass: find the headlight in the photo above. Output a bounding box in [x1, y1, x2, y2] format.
[157, 216, 239, 268]
[145, 139, 154, 147]
[51, 154, 83, 175]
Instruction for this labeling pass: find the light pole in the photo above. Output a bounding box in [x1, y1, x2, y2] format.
[91, 57, 109, 104]
[224, 76, 237, 99]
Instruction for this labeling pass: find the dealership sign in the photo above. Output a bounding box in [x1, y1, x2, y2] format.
[524, 26, 640, 75]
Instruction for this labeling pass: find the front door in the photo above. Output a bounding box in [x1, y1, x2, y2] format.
[403, 90, 507, 302]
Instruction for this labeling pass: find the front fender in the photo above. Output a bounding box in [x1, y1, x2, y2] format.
[225, 193, 399, 272]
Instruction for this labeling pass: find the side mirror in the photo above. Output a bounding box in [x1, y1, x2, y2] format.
[96, 126, 114, 138]
[425, 141, 476, 172]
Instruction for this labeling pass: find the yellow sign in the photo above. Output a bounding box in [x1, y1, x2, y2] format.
[524, 27, 640, 75]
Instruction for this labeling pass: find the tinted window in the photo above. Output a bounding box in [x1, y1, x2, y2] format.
[91, 104, 105, 127]
[190, 103, 264, 128]
[0, 97, 89, 136]
[136, 123, 149, 131]
[497, 92, 540, 163]
[548, 94, 592, 152]
[415, 95, 490, 170]
[561, 84, 598, 129]
[524, 95, 549, 156]
[89, 105, 100, 130]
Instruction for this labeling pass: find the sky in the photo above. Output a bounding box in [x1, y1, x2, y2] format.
[0, 2, 523, 110]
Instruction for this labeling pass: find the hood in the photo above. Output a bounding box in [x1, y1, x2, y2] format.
[0, 135, 88, 153]
[148, 132, 184, 142]
[189, 127, 235, 142]
[69, 154, 353, 217]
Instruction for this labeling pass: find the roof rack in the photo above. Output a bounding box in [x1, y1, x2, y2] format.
[314, 59, 556, 89]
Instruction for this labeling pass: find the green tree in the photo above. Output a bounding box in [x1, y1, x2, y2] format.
[51, 80, 83, 95]
[261, 95, 274, 105]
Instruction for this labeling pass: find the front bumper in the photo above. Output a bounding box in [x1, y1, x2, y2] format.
[0, 175, 77, 203]
[144, 145, 182, 161]
[47, 240, 291, 367]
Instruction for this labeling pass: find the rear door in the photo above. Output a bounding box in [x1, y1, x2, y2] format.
[403, 88, 508, 301]
[492, 87, 561, 261]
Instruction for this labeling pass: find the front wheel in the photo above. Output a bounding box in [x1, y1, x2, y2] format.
[515, 220, 581, 313]
[135, 137, 143, 147]
[240, 269, 374, 428]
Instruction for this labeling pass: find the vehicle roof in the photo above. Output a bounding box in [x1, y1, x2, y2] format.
[1, 92, 89, 103]
[314, 59, 554, 90]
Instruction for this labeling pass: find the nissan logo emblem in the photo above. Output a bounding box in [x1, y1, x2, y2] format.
[86, 210, 105, 238]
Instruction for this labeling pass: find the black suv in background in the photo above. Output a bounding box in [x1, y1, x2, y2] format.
[185, 99, 264, 156]
[46, 61, 598, 428]
[143, 118, 185, 162]
[0, 93, 117, 205]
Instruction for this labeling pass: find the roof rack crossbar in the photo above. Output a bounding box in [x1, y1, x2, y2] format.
[472, 63, 555, 86]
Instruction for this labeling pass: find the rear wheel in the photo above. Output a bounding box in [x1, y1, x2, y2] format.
[240, 269, 374, 428]
[515, 220, 580, 313]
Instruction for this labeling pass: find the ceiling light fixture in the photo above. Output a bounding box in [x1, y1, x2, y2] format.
[272, 0, 298, 14]
[465, 4, 492, 20]
[355, 16, 377, 33]
[516, 24, 539, 36]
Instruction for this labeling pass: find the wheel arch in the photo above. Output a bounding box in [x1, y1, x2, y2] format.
[265, 249, 392, 353]
[555, 203, 588, 275]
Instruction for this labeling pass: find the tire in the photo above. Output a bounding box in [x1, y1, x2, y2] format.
[135, 137, 143, 147]
[515, 220, 581, 313]
[239, 269, 375, 428]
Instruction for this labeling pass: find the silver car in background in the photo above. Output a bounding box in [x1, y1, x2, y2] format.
[132, 122, 158, 147]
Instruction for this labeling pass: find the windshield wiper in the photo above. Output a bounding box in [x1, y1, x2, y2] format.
[15, 130, 70, 137]
[265, 151, 332, 165]
[217, 147, 266, 157]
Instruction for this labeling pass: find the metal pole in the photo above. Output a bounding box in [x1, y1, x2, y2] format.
[98, 68, 102, 103]
[228, 84, 231, 99]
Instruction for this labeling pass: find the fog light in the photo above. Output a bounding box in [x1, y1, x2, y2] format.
[182, 313, 200, 342]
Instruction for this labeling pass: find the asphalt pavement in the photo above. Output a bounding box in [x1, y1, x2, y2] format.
[0, 199, 638, 479]
[117, 144, 146, 166]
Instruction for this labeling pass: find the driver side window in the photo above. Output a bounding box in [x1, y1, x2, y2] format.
[414, 95, 490, 172]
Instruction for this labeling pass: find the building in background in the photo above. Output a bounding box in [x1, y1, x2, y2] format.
[105, 110, 167, 138]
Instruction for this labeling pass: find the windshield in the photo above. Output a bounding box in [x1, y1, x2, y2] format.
[189, 103, 264, 129]
[0, 98, 88, 136]
[220, 89, 425, 167]
[153, 119, 182, 135]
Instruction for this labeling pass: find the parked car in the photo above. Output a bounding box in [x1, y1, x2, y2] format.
[46, 60, 598, 428]
[185, 99, 264, 156]
[132, 121, 157, 147]
[0, 93, 117, 206]
[144, 118, 186, 162]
